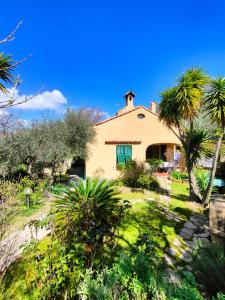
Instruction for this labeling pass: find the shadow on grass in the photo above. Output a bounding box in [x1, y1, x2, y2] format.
[171, 193, 189, 202]
[118, 200, 188, 257]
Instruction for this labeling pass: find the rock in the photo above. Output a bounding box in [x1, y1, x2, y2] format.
[190, 215, 208, 226]
[164, 254, 177, 267]
[166, 270, 181, 284]
[186, 265, 193, 271]
[184, 221, 198, 230]
[184, 240, 196, 251]
[180, 228, 194, 240]
[182, 270, 193, 277]
[180, 250, 193, 263]
[166, 247, 180, 258]
[172, 237, 182, 247]
[198, 237, 211, 248]
[197, 232, 210, 238]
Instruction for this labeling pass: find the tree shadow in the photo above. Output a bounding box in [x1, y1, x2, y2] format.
[119, 200, 185, 256]
[171, 193, 189, 202]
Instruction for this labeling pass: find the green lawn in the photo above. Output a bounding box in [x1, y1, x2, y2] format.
[118, 182, 203, 257]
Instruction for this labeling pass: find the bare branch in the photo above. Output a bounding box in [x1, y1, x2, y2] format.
[0, 21, 23, 45]
[0, 79, 45, 109]
[0, 54, 32, 72]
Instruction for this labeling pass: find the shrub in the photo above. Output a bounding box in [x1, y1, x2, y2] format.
[146, 158, 163, 173]
[51, 183, 66, 195]
[194, 168, 210, 195]
[137, 174, 159, 190]
[16, 177, 49, 207]
[171, 170, 188, 181]
[119, 160, 160, 191]
[192, 242, 225, 297]
[119, 160, 145, 187]
[78, 251, 204, 300]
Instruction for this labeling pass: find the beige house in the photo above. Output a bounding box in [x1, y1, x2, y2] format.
[85, 91, 181, 179]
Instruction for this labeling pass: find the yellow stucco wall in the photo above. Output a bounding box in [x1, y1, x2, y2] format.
[86, 106, 180, 179]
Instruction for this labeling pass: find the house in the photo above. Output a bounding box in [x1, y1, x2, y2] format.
[85, 91, 181, 179]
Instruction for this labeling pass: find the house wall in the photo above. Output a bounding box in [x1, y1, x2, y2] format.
[86, 107, 180, 179]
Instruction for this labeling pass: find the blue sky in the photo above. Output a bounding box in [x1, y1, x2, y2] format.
[1, 0, 225, 120]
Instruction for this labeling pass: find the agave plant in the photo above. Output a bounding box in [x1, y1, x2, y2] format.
[53, 178, 129, 266]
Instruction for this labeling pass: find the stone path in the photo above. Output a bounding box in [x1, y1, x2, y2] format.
[0, 216, 51, 273]
[156, 177, 211, 282]
[165, 212, 210, 274]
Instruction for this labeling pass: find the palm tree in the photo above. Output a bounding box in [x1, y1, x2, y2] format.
[203, 77, 225, 203]
[159, 68, 209, 202]
[0, 53, 14, 93]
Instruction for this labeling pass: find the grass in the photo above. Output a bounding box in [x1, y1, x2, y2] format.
[119, 181, 203, 257]
[170, 182, 203, 218]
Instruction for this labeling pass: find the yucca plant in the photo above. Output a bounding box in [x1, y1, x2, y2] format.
[53, 178, 129, 267]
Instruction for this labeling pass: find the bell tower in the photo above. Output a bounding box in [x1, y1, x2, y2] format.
[124, 90, 135, 109]
[116, 90, 135, 116]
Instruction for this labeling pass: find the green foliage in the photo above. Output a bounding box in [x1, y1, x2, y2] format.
[16, 177, 49, 207]
[171, 170, 188, 181]
[183, 126, 211, 169]
[0, 53, 14, 93]
[64, 108, 99, 159]
[51, 183, 66, 195]
[78, 251, 204, 300]
[192, 243, 225, 297]
[0, 109, 99, 179]
[137, 173, 159, 190]
[119, 160, 159, 191]
[194, 169, 210, 195]
[146, 158, 163, 173]
[204, 77, 225, 126]
[53, 178, 130, 267]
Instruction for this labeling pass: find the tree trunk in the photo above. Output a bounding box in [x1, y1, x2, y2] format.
[203, 128, 224, 204]
[187, 166, 202, 203]
[183, 131, 202, 203]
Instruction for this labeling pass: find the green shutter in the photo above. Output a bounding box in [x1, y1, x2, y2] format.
[116, 145, 132, 165]
[124, 145, 132, 163]
[116, 145, 125, 165]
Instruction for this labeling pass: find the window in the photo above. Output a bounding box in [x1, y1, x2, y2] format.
[116, 145, 132, 165]
[137, 113, 145, 119]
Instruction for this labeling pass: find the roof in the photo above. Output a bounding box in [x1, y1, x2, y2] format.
[124, 90, 135, 97]
[95, 106, 158, 127]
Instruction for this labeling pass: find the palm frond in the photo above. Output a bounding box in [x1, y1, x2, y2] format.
[204, 77, 225, 127]
[0, 53, 14, 93]
[176, 68, 209, 119]
[159, 87, 182, 127]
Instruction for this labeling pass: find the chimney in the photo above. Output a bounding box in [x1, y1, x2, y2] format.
[124, 91, 135, 109]
[150, 101, 157, 113]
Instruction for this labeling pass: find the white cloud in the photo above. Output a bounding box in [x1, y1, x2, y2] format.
[0, 89, 68, 112]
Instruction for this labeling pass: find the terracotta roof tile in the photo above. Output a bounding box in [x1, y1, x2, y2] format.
[95, 106, 158, 126]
